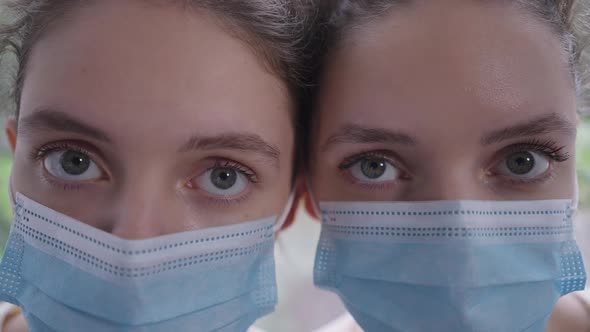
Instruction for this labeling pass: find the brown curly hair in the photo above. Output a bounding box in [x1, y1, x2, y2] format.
[296, 0, 590, 168]
[312, 0, 590, 114]
[0, 0, 316, 118]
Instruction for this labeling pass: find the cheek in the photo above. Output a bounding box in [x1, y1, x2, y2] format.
[10, 144, 47, 205]
[238, 159, 294, 222]
[508, 161, 577, 200]
[310, 160, 350, 202]
[268, 164, 295, 213]
[546, 159, 577, 198]
[236, 183, 292, 224]
[9, 158, 115, 234]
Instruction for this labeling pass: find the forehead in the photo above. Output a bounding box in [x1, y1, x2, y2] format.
[19, 0, 291, 148]
[318, 1, 576, 136]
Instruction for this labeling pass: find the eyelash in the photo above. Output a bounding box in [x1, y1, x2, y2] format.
[489, 139, 568, 185]
[503, 139, 569, 162]
[337, 140, 569, 186]
[33, 142, 260, 187]
[30, 141, 104, 191]
[31, 141, 95, 163]
[29, 143, 260, 208]
[339, 150, 403, 171]
[339, 140, 568, 168]
[205, 159, 259, 184]
[187, 159, 258, 207]
[340, 150, 410, 186]
[335, 151, 406, 191]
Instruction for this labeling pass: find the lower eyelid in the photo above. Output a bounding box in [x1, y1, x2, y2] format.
[354, 182, 397, 191]
[191, 185, 253, 208]
[339, 168, 398, 190]
[499, 172, 557, 186]
[492, 164, 556, 185]
[39, 171, 86, 192]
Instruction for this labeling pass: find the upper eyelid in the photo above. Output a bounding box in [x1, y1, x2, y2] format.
[496, 142, 570, 162]
[338, 144, 565, 179]
[38, 144, 263, 169]
[36, 142, 90, 157]
[488, 147, 559, 182]
[202, 159, 259, 182]
[341, 151, 391, 165]
[34, 141, 105, 161]
[210, 160, 253, 173]
[339, 150, 405, 171]
[183, 160, 261, 195]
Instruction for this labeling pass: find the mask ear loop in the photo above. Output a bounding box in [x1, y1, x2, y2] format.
[573, 174, 580, 211]
[304, 177, 321, 220]
[573, 172, 590, 289]
[7, 172, 15, 211]
[273, 190, 296, 233]
[271, 187, 313, 279]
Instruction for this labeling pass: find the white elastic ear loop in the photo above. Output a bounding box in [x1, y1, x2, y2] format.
[305, 177, 322, 219]
[7, 173, 14, 211]
[573, 174, 580, 210]
[273, 190, 296, 232]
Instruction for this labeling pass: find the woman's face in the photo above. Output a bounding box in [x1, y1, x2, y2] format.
[7, 0, 294, 239]
[311, 0, 578, 203]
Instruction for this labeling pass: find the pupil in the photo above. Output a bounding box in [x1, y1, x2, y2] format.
[506, 151, 535, 175]
[360, 158, 386, 179]
[211, 168, 237, 190]
[60, 150, 90, 175]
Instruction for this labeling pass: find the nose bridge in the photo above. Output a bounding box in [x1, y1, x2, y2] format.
[410, 161, 489, 201]
[110, 168, 182, 239]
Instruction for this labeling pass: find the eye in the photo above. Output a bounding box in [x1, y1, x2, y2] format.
[192, 166, 250, 197]
[346, 156, 400, 183]
[43, 149, 103, 181]
[495, 150, 550, 179]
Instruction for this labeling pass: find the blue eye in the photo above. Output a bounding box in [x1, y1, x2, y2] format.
[193, 166, 250, 197]
[43, 150, 102, 181]
[347, 157, 400, 183]
[496, 150, 550, 179]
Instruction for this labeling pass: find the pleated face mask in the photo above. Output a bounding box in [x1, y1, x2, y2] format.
[0, 192, 291, 332]
[314, 199, 587, 332]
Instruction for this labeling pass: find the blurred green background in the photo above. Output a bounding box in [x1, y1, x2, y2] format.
[579, 119, 590, 206]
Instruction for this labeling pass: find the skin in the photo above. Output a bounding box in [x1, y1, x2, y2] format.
[309, 0, 588, 330]
[6, 0, 294, 235]
[3, 1, 294, 330]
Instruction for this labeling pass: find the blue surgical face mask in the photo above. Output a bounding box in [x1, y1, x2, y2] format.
[0, 192, 291, 332]
[314, 199, 587, 332]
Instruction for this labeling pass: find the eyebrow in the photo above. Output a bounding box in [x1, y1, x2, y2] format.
[19, 109, 282, 166]
[178, 133, 281, 166]
[322, 123, 416, 151]
[481, 113, 576, 145]
[19, 109, 112, 143]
